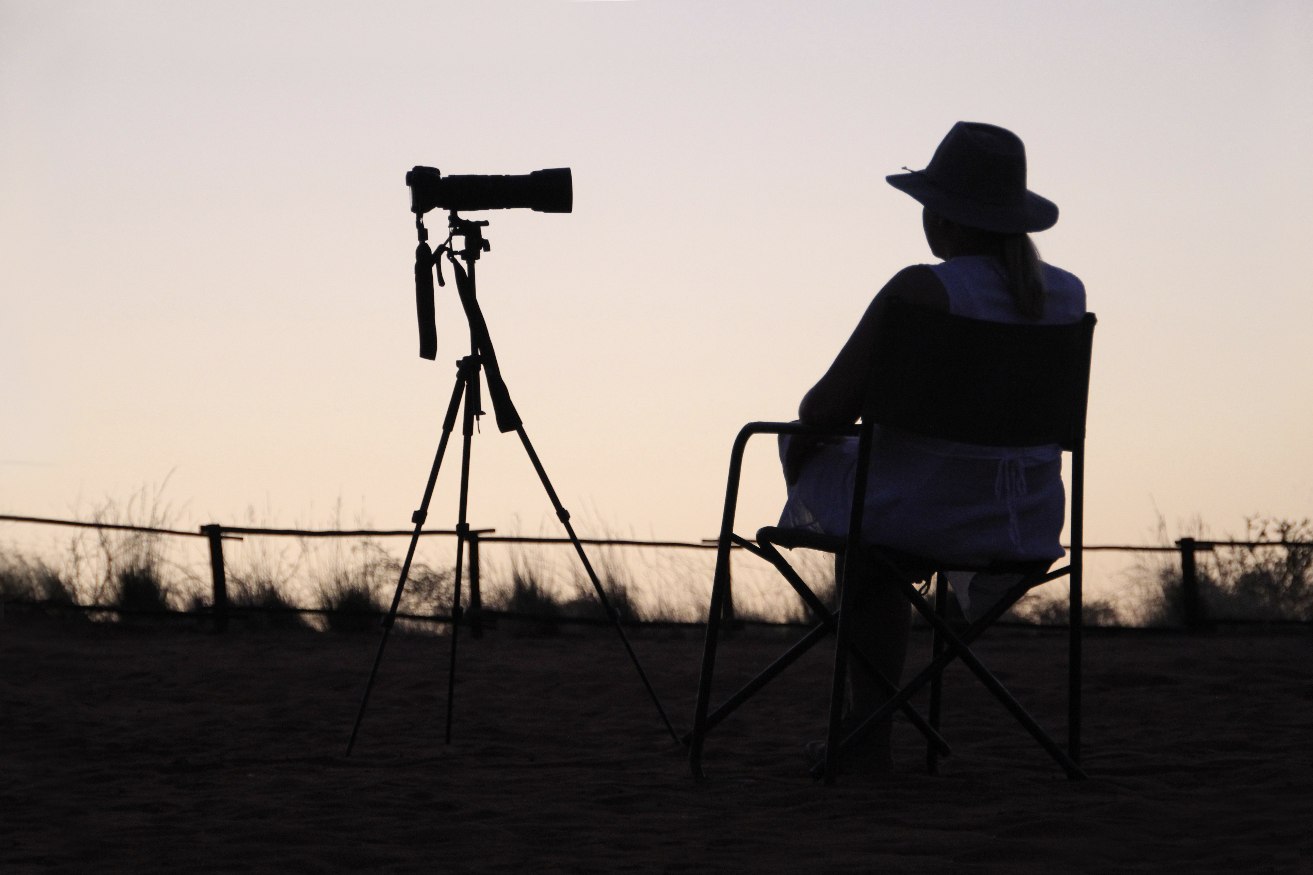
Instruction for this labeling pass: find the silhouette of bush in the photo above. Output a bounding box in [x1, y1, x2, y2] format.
[389, 562, 453, 618]
[497, 570, 564, 636]
[115, 562, 171, 614]
[600, 571, 642, 623]
[231, 580, 311, 630]
[1007, 591, 1120, 627]
[0, 555, 80, 620]
[565, 568, 643, 624]
[318, 576, 383, 633]
[1218, 518, 1313, 620]
[1139, 517, 1313, 625]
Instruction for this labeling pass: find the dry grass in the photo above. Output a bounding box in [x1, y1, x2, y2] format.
[5, 499, 1311, 630]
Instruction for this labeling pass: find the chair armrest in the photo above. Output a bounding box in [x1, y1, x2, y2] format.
[737, 420, 861, 439]
[732, 420, 859, 452]
[713, 421, 860, 548]
[727, 421, 859, 480]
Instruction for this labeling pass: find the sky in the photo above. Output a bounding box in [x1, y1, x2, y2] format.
[4, 1, 1313, 572]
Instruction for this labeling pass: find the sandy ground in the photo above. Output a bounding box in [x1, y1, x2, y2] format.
[2, 612, 1311, 873]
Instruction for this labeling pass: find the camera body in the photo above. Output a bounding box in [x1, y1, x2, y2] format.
[406, 166, 572, 215]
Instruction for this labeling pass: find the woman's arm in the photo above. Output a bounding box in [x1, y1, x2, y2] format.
[798, 265, 948, 426]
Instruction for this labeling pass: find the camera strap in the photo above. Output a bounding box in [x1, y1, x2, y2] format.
[414, 237, 438, 360]
[447, 257, 522, 434]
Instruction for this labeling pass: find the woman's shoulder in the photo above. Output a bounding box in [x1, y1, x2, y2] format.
[878, 264, 949, 312]
[1041, 261, 1084, 292]
[1040, 262, 1088, 318]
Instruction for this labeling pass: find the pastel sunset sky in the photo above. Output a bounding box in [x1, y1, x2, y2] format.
[4, 1, 1311, 582]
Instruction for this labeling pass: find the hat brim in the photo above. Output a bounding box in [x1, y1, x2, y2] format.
[886, 171, 1058, 234]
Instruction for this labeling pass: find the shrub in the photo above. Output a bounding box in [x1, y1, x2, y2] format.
[77, 479, 180, 609]
[1216, 518, 1313, 620]
[1007, 591, 1120, 627]
[318, 576, 383, 633]
[600, 570, 642, 623]
[115, 562, 171, 614]
[567, 567, 643, 624]
[400, 562, 455, 618]
[1137, 516, 1313, 625]
[2, 556, 66, 601]
[225, 519, 304, 624]
[498, 569, 563, 636]
[230, 579, 311, 630]
[35, 567, 78, 606]
[0, 558, 28, 601]
[0, 554, 80, 620]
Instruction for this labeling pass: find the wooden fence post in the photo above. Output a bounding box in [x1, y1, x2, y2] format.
[1177, 537, 1203, 632]
[468, 532, 483, 638]
[201, 524, 229, 633]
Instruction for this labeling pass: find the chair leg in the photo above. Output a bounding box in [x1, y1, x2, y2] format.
[749, 538, 950, 756]
[895, 577, 1087, 781]
[693, 538, 953, 776]
[822, 550, 860, 785]
[690, 427, 761, 779]
[927, 572, 948, 775]
[689, 535, 735, 779]
[1068, 560, 1083, 765]
[744, 538, 832, 619]
[693, 621, 832, 738]
[817, 571, 1086, 782]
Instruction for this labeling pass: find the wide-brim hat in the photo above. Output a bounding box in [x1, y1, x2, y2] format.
[886, 122, 1058, 234]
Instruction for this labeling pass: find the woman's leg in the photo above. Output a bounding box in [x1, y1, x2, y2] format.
[841, 551, 912, 765]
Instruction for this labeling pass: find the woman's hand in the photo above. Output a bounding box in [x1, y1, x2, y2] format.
[782, 431, 842, 486]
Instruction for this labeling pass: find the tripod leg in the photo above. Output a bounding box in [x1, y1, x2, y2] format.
[346, 367, 468, 756]
[445, 251, 678, 743]
[444, 360, 481, 744]
[512, 425, 681, 745]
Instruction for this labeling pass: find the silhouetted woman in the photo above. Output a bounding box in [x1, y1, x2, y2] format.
[779, 122, 1087, 773]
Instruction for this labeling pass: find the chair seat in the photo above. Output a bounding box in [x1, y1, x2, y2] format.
[756, 525, 1051, 579]
[754, 526, 847, 553]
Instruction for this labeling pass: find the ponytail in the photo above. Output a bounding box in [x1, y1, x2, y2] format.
[1001, 233, 1046, 320]
[924, 210, 1048, 319]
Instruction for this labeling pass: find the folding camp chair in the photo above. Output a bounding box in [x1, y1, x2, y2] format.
[687, 300, 1096, 784]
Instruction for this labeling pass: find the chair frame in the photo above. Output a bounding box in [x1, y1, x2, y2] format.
[688, 301, 1096, 784]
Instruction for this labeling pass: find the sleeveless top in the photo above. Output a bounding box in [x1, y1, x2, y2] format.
[778, 256, 1087, 573]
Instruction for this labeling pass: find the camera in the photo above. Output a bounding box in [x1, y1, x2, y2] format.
[406, 166, 572, 215]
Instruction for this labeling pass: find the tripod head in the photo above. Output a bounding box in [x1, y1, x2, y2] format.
[446, 212, 489, 258]
[412, 210, 521, 433]
[413, 211, 488, 361]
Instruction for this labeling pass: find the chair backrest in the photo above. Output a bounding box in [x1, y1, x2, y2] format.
[863, 299, 1096, 450]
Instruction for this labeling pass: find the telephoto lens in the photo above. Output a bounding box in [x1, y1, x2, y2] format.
[407, 167, 572, 214]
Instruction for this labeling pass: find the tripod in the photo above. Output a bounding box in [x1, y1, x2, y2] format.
[346, 211, 679, 753]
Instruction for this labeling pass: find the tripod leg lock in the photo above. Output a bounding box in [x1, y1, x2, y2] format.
[412, 510, 427, 525]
